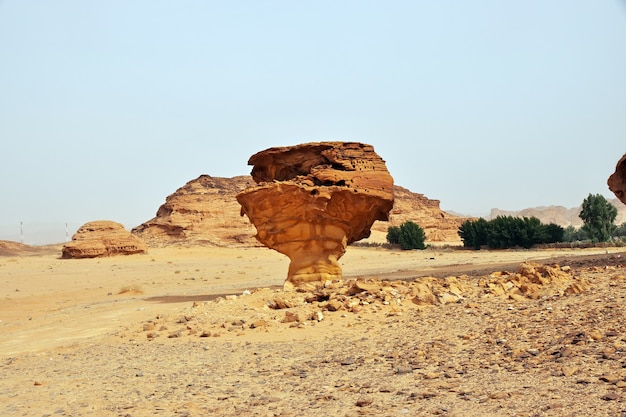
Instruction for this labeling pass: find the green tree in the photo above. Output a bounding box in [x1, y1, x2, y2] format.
[543, 223, 565, 243]
[579, 194, 617, 242]
[613, 222, 626, 238]
[386, 226, 400, 245]
[395, 221, 426, 250]
[563, 225, 587, 242]
[458, 218, 489, 249]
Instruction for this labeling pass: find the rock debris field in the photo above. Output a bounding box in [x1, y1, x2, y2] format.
[2, 245, 626, 416]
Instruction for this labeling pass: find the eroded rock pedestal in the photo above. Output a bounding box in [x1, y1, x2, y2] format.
[237, 142, 394, 290]
[608, 153, 626, 204]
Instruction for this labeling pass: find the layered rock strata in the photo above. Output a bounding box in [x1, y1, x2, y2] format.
[132, 175, 258, 246]
[237, 142, 394, 290]
[62, 221, 147, 258]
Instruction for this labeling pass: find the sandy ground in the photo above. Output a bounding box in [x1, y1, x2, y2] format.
[2, 244, 626, 416]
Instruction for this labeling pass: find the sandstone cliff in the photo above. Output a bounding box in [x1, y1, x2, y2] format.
[132, 175, 258, 246]
[372, 185, 467, 242]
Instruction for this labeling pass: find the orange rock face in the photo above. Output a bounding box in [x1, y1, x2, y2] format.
[237, 142, 394, 290]
[132, 175, 258, 246]
[62, 221, 147, 259]
[608, 153, 626, 204]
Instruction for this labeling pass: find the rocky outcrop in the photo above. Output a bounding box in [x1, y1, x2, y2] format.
[372, 185, 467, 242]
[237, 142, 394, 290]
[62, 221, 147, 258]
[132, 175, 258, 246]
[608, 153, 626, 204]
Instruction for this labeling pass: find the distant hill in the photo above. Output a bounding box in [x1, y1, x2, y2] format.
[485, 198, 626, 228]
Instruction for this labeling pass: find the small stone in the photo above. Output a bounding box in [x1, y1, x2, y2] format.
[395, 366, 413, 374]
[143, 323, 155, 331]
[341, 358, 356, 366]
[355, 397, 373, 407]
[599, 375, 622, 384]
[282, 311, 301, 323]
[588, 330, 603, 341]
[562, 366, 578, 377]
[325, 299, 344, 312]
[424, 372, 440, 380]
[489, 392, 510, 400]
[601, 392, 619, 401]
[34, 381, 43, 386]
[312, 311, 324, 322]
[146, 332, 159, 339]
[250, 320, 268, 329]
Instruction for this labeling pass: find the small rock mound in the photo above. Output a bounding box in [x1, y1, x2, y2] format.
[62, 220, 147, 258]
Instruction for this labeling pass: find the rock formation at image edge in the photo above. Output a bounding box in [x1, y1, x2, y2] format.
[62, 220, 147, 258]
[237, 142, 395, 290]
[609, 153, 626, 205]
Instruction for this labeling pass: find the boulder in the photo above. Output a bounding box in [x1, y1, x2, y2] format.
[237, 142, 394, 290]
[62, 221, 147, 258]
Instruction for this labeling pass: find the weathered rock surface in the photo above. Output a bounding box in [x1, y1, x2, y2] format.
[62, 221, 147, 258]
[608, 153, 626, 204]
[132, 175, 258, 246]
[237, 142, 394, 289]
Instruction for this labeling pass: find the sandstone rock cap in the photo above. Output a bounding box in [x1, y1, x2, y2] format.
[237, 142, 394, 290]
[62, 220, 147, 259]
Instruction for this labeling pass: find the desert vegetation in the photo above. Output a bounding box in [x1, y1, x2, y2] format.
[385, 221, 427, 250]
[458, 193, 625, 249]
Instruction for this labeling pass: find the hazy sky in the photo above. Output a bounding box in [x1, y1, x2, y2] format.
[2, 1, 626, 244]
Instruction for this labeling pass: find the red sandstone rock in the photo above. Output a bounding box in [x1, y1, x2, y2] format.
[608, 153, 626, 204]
[62, 221, 147, 258]
[237, 142, 394, 290]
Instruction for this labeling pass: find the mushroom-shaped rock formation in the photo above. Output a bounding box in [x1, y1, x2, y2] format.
[237, 142, 394, 290]
[62, 220, 147, 259]
[608, 153, 626, 204]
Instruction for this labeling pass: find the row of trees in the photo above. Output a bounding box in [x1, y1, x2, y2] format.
[458, 216, 563, 249]
[459, 193, 619, 249]
[384, 194, 620, 251]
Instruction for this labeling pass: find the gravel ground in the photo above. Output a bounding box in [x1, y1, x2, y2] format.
[3, 254, 626, 416]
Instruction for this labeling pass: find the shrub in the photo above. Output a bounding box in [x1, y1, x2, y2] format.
[386, 226, 400, 245]
[386, 221, 426, 250]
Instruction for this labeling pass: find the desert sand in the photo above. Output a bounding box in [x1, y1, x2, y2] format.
[2, 243, 626, 416]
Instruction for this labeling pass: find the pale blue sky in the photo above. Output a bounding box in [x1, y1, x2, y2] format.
[1, 1, 625, 244]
